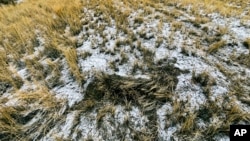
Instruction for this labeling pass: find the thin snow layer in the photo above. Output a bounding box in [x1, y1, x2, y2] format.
[73, 105, 149, 140]
[175, 74, 206, 110]
[154, 46, 169, 61]
[211, 15, 250, 41]
[52, 59, 83, 107]
[213, 135, 230, 141]
[7, 6, 248, 141]
[173, 53, 229, 108]
[60, 8, 248, 140]
[60, 111, 78, 139]
[157, 103, 177, 141]
[78, 112, 100, 140]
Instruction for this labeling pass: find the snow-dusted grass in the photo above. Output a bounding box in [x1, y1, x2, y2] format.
[0, 0, 250, 140]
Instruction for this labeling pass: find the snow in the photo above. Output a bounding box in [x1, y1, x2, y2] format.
[60, 111, 77, 139]
[2, 3, 250, 140]
[157, 103, 173, 140]
[129, 106, 148, 131]
[16, 0, 24, 4]
[213, 135, 230, 141]
[154, 46, 168, 61]
[78, 112, 101, 140]
[52, 59, 83, 107]
[40, 8, 250, 140]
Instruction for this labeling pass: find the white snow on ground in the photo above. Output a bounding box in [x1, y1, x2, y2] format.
[213, 135, 230, 141]
[129, 106, 148, 131]
[2, 4, 249, 140]
[52, 59, 83, 107]
[78, 112, 101, 140]
[175, 73, 206, 110]
[60, 111, 78, 139]
[157, 103, 174, 140]
[154, 46, 169, 61]
[56, 8, 249, 140]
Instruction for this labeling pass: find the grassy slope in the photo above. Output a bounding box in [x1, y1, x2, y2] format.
[0, 0, 249, 140]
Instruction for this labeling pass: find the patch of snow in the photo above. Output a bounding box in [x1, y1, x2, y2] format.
[157, 103, 172, 132]
[115, 105, 126, 124]
[17, 68, 28, 80]
[52, 59, 83, 107]
[159, 126, 178, 141]
[154, 46, 168, 61]
[213, 134, 230, 141]
[129, 106, 148, 131]
[60, 111, 77, 139]
[78, 112, 101, 140]
[175, 74, 206, 110]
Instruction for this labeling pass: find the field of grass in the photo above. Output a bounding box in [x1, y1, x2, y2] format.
[0, 0, 249, 140]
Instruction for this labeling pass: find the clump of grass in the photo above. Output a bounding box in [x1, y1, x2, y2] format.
[215, 63, 232, 77]
[243, 38, 250, 49]
[0, 50, 15, 91]
[0, 106, 22, 140]
[233, 53, 250, 68]
[72, 99, 96, 112]
[96, 104, 116, 127]
[192, 71, 216, 87]
[197, 105, 213, 122]
[189, 16, 210, 28]
[0, 0, 15, 5]
[85, 62, 181, 108]
[181, 46, 190, 56]
[109, 60, 119, 71]
[180, 113, 197, 133]
[131, 60, 142, 74]
[204, 36, 221, 44]
[44, 59, 62, 88]
[115, 38, 132, 47]
[141, 47, 155, 65]
[192, 71, 216, 98]
[79, 52, 92, 59]
[134, 16, 144, 24]
[63, 48, 84, 84]
[0, 85, 65, 140]
[138, 29, 147, 39]
[120, 52, 129, 65]
[43, 42, 62, 60]
[189, 30, 199, 36]
[171, 21, 182, 31]
[25, 57, 45, 81]
[215, 26, 228, 37]
[202, 26, 209, 33]
[207, 40, 226, 53]
[155, 36, 164, 48]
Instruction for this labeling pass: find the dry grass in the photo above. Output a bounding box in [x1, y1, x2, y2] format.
[243, 38, 250, 49]
[63, 48, 85, 84]
[0, 0, 83, 85]
[207, 40, 226, 53]
[0, 0, 249, 140]
[86, 63, 180, 105]
[180, 113, 197, 133]
[0, 84, 65, 140]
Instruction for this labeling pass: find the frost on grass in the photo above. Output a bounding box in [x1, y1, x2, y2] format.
[1, 0, 250, 140]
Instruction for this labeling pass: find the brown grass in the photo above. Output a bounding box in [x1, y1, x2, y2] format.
[63, 48, 85, 84]
[0, 0, 83, 86]
[243, 38, 250, 49]
[0, 0, 248, 140]
[207, 40, 226, 53]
